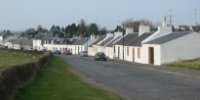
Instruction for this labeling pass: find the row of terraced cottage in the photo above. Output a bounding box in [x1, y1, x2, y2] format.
[1, 18, 200, 66]
[20, 20, 200, 65]
[88, 22, 200, 65]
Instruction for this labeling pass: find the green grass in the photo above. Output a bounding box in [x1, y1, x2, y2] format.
[168, 58, 200, 70]
[15, 57, 122, 100]
[0, 50, 41, 67]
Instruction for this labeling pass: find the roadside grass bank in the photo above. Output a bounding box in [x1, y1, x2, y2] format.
[168, 58, 200, 70]
[15, 57, 122, 100]
[0, 50, 41, 67]
[0, 50, 52, 100]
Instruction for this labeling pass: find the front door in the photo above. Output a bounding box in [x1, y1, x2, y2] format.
[148, 47, 154, 64]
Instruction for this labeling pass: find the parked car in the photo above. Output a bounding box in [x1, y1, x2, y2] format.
[79, 51, 88, 57]
[64, 50, 72, 55]
[94, 52, 107, 61]
[53, 50, 61, 54]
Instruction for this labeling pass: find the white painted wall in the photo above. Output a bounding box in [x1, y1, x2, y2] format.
[114, 45, 124, 60]
[43, 44, 67, 53]
[105, 47, 114, 59]
[139, 25, 150, 36]
[0, 36, 3, 45]
[6, 41, 13, 49]
[88, 45, 98, 56]
[33, 39, 43, 51]
[124, 46, 134, 62]
[126, 28, 134, 34]
[140, 44, 161, 65]
[161, 32, 200, 64]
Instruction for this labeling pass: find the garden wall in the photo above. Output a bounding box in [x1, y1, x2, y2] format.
[0, 50, 53, 100]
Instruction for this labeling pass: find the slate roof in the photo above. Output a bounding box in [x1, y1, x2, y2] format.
[106, 36, 122, 47]
[126, 32, 153, 46]
[115, 33, 138, 45]
[144, 32, 191, 44]
[41, 34, 54, 40]
[73, 37, 89, 45]
[98, 37, 114, 46]
[8, 38, 33, 45]
[89, 36, 106, 47]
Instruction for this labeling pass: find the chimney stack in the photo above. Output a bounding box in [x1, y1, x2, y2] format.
[139, 24, 150, 36]
[125, 27, 134, 34]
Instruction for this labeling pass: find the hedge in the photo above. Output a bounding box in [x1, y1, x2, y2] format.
[0, 51, 53, 100]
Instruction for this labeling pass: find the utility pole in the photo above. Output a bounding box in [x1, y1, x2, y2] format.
[122, 24, 125, 61]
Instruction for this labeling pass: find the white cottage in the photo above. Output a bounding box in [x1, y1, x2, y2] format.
[88, 36, 105, 56]
[114, 26, 152, 60]
[104, 31, 123, 59]
[33, 34, 68, 53]
[96, 33, 114, 53]
[33, 39, 43, 51]
[71, 35, 97, 55]
[141, 31, 200, 65]
[124, 32, 153, 62]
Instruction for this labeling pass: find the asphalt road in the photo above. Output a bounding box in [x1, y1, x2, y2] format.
[58, 55, 200, 100]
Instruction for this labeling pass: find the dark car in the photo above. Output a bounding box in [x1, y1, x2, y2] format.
[94, 52, 107, 61]
[53, 50, 61, 54]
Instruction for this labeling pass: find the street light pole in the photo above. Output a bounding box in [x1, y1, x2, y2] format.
[122, 24, 125, 61]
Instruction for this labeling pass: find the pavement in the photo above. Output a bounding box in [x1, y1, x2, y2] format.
[109, 58, 200, 80]
[57, 55, 200, 100]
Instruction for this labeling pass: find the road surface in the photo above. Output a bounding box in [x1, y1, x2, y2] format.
[58, 55, 200, 100]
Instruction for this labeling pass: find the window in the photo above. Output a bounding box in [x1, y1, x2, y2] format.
[127, 47, 129, 56]
[137, 48, 140, 58]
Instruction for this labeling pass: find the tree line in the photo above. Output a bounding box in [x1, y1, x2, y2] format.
[21, 19, 157, 39]
[22, 19, 108, 38]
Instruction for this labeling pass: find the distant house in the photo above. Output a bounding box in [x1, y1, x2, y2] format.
[33, 34, 68, 52]
[96, 33, 114, 53]
[70, 35, 97, 55]
[0, 32, 8, 45]
[7, 38, 33, 50]
[88, 36, 105, 56]
[104, 31, 123, 59]
[105, 36, 122, 59]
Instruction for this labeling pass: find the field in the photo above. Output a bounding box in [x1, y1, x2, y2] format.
[0, 50, 41, 67]
[15, 57, 122, 100]
[169, 58, 200, 70]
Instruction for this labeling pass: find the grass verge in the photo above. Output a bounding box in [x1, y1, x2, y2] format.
[168, 58, 200, 70]
[0, 50, 40, 67]
[15, 57, 122, 100]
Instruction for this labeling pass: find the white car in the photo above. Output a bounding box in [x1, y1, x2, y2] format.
[79, 51, 88, 57]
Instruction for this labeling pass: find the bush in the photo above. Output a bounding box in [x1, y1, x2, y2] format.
[0, 51, 53, 100]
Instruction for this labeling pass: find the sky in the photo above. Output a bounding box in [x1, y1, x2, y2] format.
[0, 0, 200, 31]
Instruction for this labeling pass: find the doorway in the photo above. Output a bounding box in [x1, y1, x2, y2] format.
[132, 48, 135, 62]
[148, 47, 154, 64]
